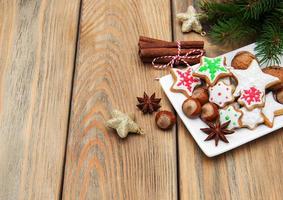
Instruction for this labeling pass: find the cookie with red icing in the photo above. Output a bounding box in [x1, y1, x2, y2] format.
[231, 59, 279, 110]
[170, 67, 201, 97]
[208, 81, 234, 108]
[238, 86, 264, 110]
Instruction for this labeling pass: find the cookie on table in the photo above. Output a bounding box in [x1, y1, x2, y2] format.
[170, 67, 201, 97]
[193, 56, 232, 86]
[231, 60, 280, 110]
[208, 81, 234, 108]
[239, 107, 264, 130]
[219, 105, 243, 130]
[231, 59, 280, 98]
[262, 66, 283, 91]
[238, 86, 265, 110]
[262, 92, 283, 128]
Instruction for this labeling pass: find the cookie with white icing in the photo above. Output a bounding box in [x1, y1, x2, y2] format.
[262, 92, 283, 127]
[219, 105, 243, 130]
[240, 107, 264, 130]
[170, 67, 201, 97]
[238, 86, 265, 110]
[208, 81, 234, 108]
[231, 59, 280, 98]
[194, 56, 232, 86]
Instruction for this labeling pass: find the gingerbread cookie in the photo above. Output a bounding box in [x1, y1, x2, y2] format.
[262, 92, 283, 128]
[240, 107, 264, 130]
[194, 56, 231, 86]
[170, 67, 201, 97]
[208, 81, 234, 108]
[231, 59, 280, 98]
[219, 105, 242, 130]
[238, 86, 264, 110]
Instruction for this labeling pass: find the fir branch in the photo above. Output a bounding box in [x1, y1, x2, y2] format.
[199, 1, 241, 22]
[209, 17, 258, 45]
[255, 23, 283, 65]
[237, 0, 281, 20]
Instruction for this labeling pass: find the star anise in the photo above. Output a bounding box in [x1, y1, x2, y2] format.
[200, 120, 234, 146]
[136, 92, 161, 114]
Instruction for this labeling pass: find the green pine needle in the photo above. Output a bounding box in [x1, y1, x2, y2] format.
[237, 0, 280, 20]
[255, 23, 283, 65]
[201, 0, 283, 65]
[209, 18, 258, 45]
[199, 1, 240, 21]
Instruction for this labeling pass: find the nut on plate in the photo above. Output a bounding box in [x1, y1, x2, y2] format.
[201, 102, 219, 122]
[262, 66, 283, 91]
[276, 88, 283, 104]
[191, 87, 209, 105]
[155, 110, 176, 130]
[182, 98, 202, 118]
[231, 51, 256, 70]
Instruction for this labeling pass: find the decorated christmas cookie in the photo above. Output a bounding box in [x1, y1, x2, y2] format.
[262, 92, 283, 127]
[231, 59, 280, 97]
[240, 107, 264, 130]
[238, 86, 264, 110]
[219, 105, 242, 130]
[170, 67, 201, 97]
[208, 81, 234, 107]
[194, 56, 231, 86]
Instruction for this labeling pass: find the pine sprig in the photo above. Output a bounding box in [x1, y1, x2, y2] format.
[210, 18, 258, 45]
[237, 0, 280, 20]
[256, 23, 283, 65]
[199, 1, 240, 21]
[201, 0, 283, 65]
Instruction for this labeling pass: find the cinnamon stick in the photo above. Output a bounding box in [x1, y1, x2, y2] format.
[139, 48, 205, 58]
[138, 36, 205, 66]
[141, 57, 201, 65]
[139, 36, 165, 43]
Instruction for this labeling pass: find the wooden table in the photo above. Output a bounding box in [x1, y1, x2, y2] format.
[1, 0, 283, 199]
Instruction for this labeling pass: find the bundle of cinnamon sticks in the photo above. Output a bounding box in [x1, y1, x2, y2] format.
[138, 36, 205, 66]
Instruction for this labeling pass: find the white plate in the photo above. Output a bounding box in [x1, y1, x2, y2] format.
[160, 43, 283, 157]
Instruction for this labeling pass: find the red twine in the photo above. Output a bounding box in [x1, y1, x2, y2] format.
[152, 41, 204, 70]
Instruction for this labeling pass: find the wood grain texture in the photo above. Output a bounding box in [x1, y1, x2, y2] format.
[172, 1, 283, 200]
[62, 0, 177, 199]
[0, 0, 81, 199]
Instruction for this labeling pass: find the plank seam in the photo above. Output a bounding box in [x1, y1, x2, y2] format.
[59, 0, 83, 199]
[170, 0, 181, 200]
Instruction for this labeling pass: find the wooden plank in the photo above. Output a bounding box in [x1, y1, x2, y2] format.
[62, 0, 177, 199]
[0, 0, 81, 199]
[172, 1, 283, 200]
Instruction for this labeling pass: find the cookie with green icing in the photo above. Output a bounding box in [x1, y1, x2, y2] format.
[194, 56, 231, 86]
[219, 105, 243, 130]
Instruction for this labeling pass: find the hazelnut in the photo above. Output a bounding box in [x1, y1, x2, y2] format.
[155, 110, 176, 130]
[182, 98, 202, 118]
[276, 88, 283, 104]
[231, 51, 256, 70]
[263, 66, 283, 91]
[192, 87, 209, 105]
[201, 102, 219, 122]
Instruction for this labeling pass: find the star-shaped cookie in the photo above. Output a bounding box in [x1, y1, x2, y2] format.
[219, 105, 243, 130]
[170, 67, 201, 97]
[231, 59, 280, 98]
[238, 86, 264, 110]
[176, 6, 204, 34]
[262, 92, 283, 127]
[106, 110, 143, 138]
[209, 81, 235, 107]
[240, 107, 264, 130]
[194, 56, 231, 86]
